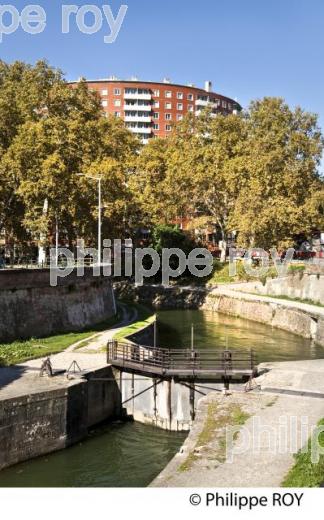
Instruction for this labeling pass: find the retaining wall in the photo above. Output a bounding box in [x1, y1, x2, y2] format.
[0, 269, 116, 342]
[113, 282, 208, 309]
[0, 366, 121, 470]
[203, 292, 324, 346]
[230, 270, 324, 306]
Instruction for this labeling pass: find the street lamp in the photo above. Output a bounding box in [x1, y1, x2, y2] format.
[77, 173, 102, 266]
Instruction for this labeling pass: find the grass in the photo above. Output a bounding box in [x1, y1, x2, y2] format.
[288, 263, 306, 274]
[178, 401, 250, 472]
[197, 402, 219, 446]
[0, 312, 121, 367]
[113, 301, 155, 341]
[206, 260, 278, 286]
[265, 293, 324, 309]
[282, 418, 324, 487]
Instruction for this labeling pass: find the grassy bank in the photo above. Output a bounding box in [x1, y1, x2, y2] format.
[282, 418, 324, 487]
[0, 312, 121, 367]
[113, 302, 155, 341]
[262, 293, 324, 308]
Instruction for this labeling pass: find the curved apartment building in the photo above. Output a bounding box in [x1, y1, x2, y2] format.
[71, 78, 241, 143]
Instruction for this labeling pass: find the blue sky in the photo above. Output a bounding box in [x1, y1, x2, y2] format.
[1, 0, 324, 134]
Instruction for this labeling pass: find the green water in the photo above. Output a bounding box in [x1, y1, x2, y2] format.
[1, 309, 323, 488]
[0, 421, 185, 487]
[157, 309, 324, 363]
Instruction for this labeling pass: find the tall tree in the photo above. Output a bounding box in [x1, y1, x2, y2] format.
[0, 60, 140, 254]
[230, 98, 324, 249]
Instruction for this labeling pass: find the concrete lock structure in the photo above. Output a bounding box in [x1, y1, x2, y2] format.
[70, 77, 242, 143]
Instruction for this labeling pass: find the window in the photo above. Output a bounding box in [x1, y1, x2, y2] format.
[222, 100, 227, 108]
[101, 89, 108, 96]
[187, 93, 193, 101]
[188, 105, 194, 112]
[101, 100, 108, 107]
[114, 88, 121, 95]
[153, 112, 159, 119]
[177, 103, 183, 110]
[165, 102, 172, 109]
[177, 92, 183, 99]
[153, 89, 160, 97]
[114, 112, 121, 117]
[165, 91, 172, 98]
[153, 124, 159, 130]
[153, 100, 160, 108]
[114, 99, 121, 107]
[165, 113, 172, 120]
[177, 114, 183, 121]
[165, 124, 172, 132]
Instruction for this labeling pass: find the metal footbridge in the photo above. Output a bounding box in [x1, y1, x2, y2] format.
[107, 340, 256, 383]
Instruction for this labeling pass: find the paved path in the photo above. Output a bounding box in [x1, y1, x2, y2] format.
[153, 388, 324, 487]
[0, 303, 137, 400]
[152, 356, 324, 487]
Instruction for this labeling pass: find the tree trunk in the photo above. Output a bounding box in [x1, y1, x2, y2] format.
[220, 240, 227, 263]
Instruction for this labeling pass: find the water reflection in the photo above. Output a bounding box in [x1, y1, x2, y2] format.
[157, 310, 324, 363]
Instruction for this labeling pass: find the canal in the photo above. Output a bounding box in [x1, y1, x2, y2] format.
[0, 309, 323, 487]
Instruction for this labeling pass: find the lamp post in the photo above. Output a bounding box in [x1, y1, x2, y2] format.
[55, 212, 59, 267]
[77, 173, 102, 266]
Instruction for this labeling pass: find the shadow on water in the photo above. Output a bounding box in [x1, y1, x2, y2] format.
[0, 421, 186, 487]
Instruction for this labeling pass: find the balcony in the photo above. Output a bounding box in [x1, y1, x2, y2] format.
[124, 103, 152, 112]
[195, 110, 217, 117]
[124, 115, 152, 123]
[128, 126, 152, 135]
[124, 92, 152, 101]
[195, 98, 209, 107]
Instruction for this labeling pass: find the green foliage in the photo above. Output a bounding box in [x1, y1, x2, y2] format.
[151, 224, 196, 254]
[206, 260, 277, 285]
[131, 99, 324, 251]
[282, 418, 324, 487]
[1, 61, 323, 255]
[0, 59, 140, 251]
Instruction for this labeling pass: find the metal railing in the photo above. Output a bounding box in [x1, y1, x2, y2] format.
[107, 340, 255, 377]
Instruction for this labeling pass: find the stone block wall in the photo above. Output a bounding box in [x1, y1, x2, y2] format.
[0, 366, 121, 470]
[0, 269, 116, 342]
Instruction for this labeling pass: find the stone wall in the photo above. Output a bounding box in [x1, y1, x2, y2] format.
[0, 269, 116, 342]
[203, 292, 324, 345]
[113, 281, 208, 309]
[230, 270, 324, 305]
[0, 366, 121, 470]
[114, 280, 324, 347]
